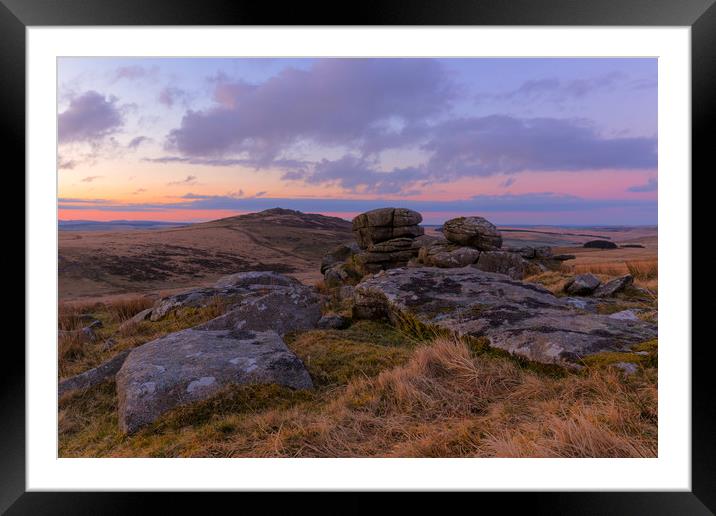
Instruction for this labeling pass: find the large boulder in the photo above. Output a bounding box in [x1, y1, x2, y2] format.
[196, 287, 321, 336]
[352, 208, 424, 249]
[148, 271, 307, 322]
[418, 242, 481, 268]
[594, 274, 634, 298]
[442, 216, 502, 250]
[473, 251, 542, 280]
[116, 329, 313, 434]
[564, 274, 601, 295]
[214, 270, 301, 289]
[352, 267, 656, 367]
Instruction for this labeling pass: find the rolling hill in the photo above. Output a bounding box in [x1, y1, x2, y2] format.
[58, 208, 353, 300]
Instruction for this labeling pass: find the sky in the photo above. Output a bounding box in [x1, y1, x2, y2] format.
[57, 57, 657, 225]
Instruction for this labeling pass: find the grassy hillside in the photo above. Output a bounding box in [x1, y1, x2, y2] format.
[59, 208, 353, 300]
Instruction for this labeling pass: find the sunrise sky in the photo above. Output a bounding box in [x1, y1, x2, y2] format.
[57, 57, 657, 225]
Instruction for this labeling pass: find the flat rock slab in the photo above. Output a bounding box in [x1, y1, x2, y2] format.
[148, 271, 314, 322]
[196, 287, 321, 336]
[116, 329, 313, 434]
[353, 267, 657, 367]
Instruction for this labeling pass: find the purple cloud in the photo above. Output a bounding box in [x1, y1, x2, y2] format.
[296, 155, 425, 194]
[500, 177, 517, 188]
[158, 87, 187, 108]
[627, 177, 658, 192]
[128, 136, 149, 149]
[167, 175, 198, 186]
[478, 71, 629, 105]
[81, 175, 102, 182]
[143, 155, 308, 171]
[166, 59, 456, 161]
[114, 65, 158, 82]
[58, 91, 123, 143]
[58, 157, 77, 170]
[285, 116, 656, 194]
[422, 115, 657, 178]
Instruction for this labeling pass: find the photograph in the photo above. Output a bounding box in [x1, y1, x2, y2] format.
[56, 56, 660, 458]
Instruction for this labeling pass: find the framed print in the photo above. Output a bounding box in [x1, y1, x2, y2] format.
[6, 0, 714, 512]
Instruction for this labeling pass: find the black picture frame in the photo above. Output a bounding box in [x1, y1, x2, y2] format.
[6, 0, 714, 513]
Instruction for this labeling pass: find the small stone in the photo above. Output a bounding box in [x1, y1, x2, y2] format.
[594, 275, 634, 298]
[317, 314, 349, 329]
[613, 362, 639, 375]
[564, 274, 601, 295]
[609, 309, 640, 321]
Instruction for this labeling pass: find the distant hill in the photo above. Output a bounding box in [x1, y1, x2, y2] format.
[59, 220, 191, 231]
[59, 208, 353, 299]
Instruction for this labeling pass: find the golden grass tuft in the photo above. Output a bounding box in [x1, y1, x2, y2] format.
[571, 262, 628, 276]
[524, 271, 573, 295]
[626, 259, 658, 281]
[105, 296, 155, 323]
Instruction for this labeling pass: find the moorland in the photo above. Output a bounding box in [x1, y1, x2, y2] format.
[58, 208, 658, 458]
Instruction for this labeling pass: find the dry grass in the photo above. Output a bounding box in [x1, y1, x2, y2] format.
[314, 279, 330, 296]
[524, 271, 573, 295]
[59, 332, 657, 458]
[58, 295, 230, 379]
[567, 259, 658, 284]
[531, 259, 659, 297]
[105, 297, 155, 323]
[570, 262, 628, 276]
[626, 259, 658, 281]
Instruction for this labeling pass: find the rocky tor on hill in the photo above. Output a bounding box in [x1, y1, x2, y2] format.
[322, 209, 575, 287]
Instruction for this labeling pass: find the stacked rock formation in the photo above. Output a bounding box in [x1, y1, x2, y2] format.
[417, 215, 574, 279]
[321, 209, 577, 286]
[351, 208, 429, 274]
